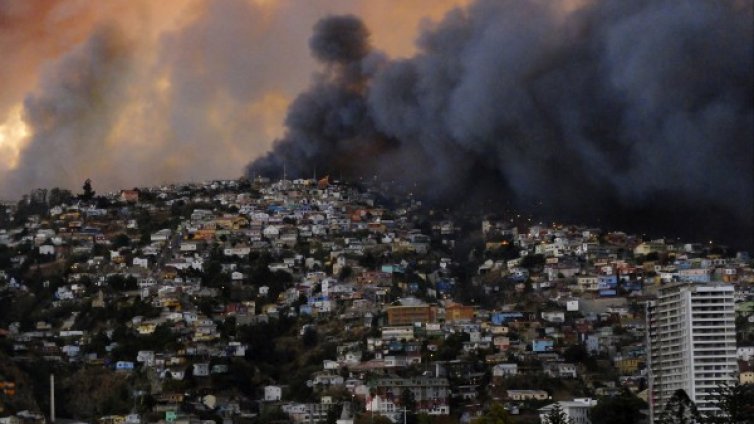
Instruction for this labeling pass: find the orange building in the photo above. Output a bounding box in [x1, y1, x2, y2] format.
[444, 303, 476, 323]
[387, 305, 437, 326]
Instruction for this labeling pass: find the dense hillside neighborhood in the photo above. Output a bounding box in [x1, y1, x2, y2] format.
[0, 177, 752, 424]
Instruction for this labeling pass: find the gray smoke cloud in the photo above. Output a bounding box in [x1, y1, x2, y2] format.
[1, 0, 466, 199]
[248, 0, 754, 247]
[3, 26, 133, 193]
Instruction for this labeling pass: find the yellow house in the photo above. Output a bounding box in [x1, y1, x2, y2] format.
[194, 228, 216, 240]
[615, 357, 642, 374]
[136, 323, 156, 335]
[98, 416, 125, 424]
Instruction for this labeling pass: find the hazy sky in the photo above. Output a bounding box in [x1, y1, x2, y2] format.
[0, 0, 468, 197]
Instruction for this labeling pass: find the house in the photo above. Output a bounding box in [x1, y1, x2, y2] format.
[381, 326, 415, 341]
[737, 346, 754, 361]
[39, 245, 55, 256]
[506, 390, 549, 401]
[493, 336, 511, 351]
[544, 362, 577, 379]
[365, 395, 400, 422]
[120, 190, 139, 203]
[150, 229, 172, 242]
[115, 361, 134, 372]
[539, 398, 597, 424]
[386, 303, 436, 326]
[369, 376, 450, 416]
[541, 312, 565, 323]
[532, 339, 554, 353]
[492, 363, 518, 377]
[264, 385, 282, 401]
[193, 363, 210, 377]
[444, 303, 476, 323]
[133, 257, 149, 268]
[136, 351, 155, 365]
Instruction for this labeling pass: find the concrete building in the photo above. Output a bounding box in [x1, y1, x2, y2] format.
[368, 376, 450, 417]
[539, 398, 597, 424]
[646, 283, 737, 422]
[386, 302, 436, 326]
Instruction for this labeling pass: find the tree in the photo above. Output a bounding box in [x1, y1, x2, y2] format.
[48, 187, 73, 207]
[81, 178, 96, 201]
[59, 367, 131, 419]
[111, 233, 131, 249]
[563, 344, 589, 364]
[400, 388, 416, 411]
[590, 392, 646, 424]
[472, 402, 512, 424]
[657, 389, 701, 424]
[302, 326, 319, 348]
[543, 403, 573, 424]
[704, 383, 754, 424]
[354, 414, 392, 424]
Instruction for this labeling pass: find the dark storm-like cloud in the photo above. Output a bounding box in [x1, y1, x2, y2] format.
[248, 0, 754, 247]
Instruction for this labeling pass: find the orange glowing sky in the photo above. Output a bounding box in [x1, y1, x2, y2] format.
[0, 0, 469, 197]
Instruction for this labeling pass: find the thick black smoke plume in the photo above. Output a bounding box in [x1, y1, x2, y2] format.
[248, 0, 754, 248]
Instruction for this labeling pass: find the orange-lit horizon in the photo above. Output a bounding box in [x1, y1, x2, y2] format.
[0, 0, 467, 197]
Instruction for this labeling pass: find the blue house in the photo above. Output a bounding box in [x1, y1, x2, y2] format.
[532, 339, 554, 353]
[598, 289, 617, 297]
[299, 304, 313, 316]
[597, 275, 618, 290]
[115, 361, 134, 371]
[491, 312, 524, 326]
[435, 279, 455, 295]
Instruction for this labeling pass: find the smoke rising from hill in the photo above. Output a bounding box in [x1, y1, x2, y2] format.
[247, 0, 754, 247]
[0, 0, 464, 198]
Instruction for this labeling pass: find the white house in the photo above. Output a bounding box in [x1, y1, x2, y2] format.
[539, 398, 596, 424]
[264, 385, 282, 401]
[133, 257, 149, 268]
[39, 245, 55, 256]
[150, 229, 172, 242]
[738, 346, 754, 361]
[492, 363, 518, 377]
[193, 363, 210, 377]
[365, 395, 399, 423]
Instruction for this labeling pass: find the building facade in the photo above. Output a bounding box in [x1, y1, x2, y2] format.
[539, 398, 596, 424]
[646, 283, 737, 422]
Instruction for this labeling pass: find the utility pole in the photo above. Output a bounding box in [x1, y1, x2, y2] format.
[50, 374, 55, 423]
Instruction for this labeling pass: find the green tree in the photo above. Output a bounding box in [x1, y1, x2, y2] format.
[111, 233, 131, 249]
[355, 414, 393, 424]
[472, 402, 512, 424]
[81, 178, 96, 201]
[657, 389, 701, 424]
[590, 391, 646, 424]
[543, 403, 573, 424]
[302, 326, 319, 348]
[48, 187, 73, 206]
[59, 367, 131, 419]
[704, 383, 754, 424]
[400, 388, 416, 412]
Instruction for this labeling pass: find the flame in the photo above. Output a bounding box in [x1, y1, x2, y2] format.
[0, 105, 30, 170]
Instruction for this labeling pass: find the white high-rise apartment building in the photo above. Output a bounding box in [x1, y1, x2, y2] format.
[646, 283, 738, 422]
